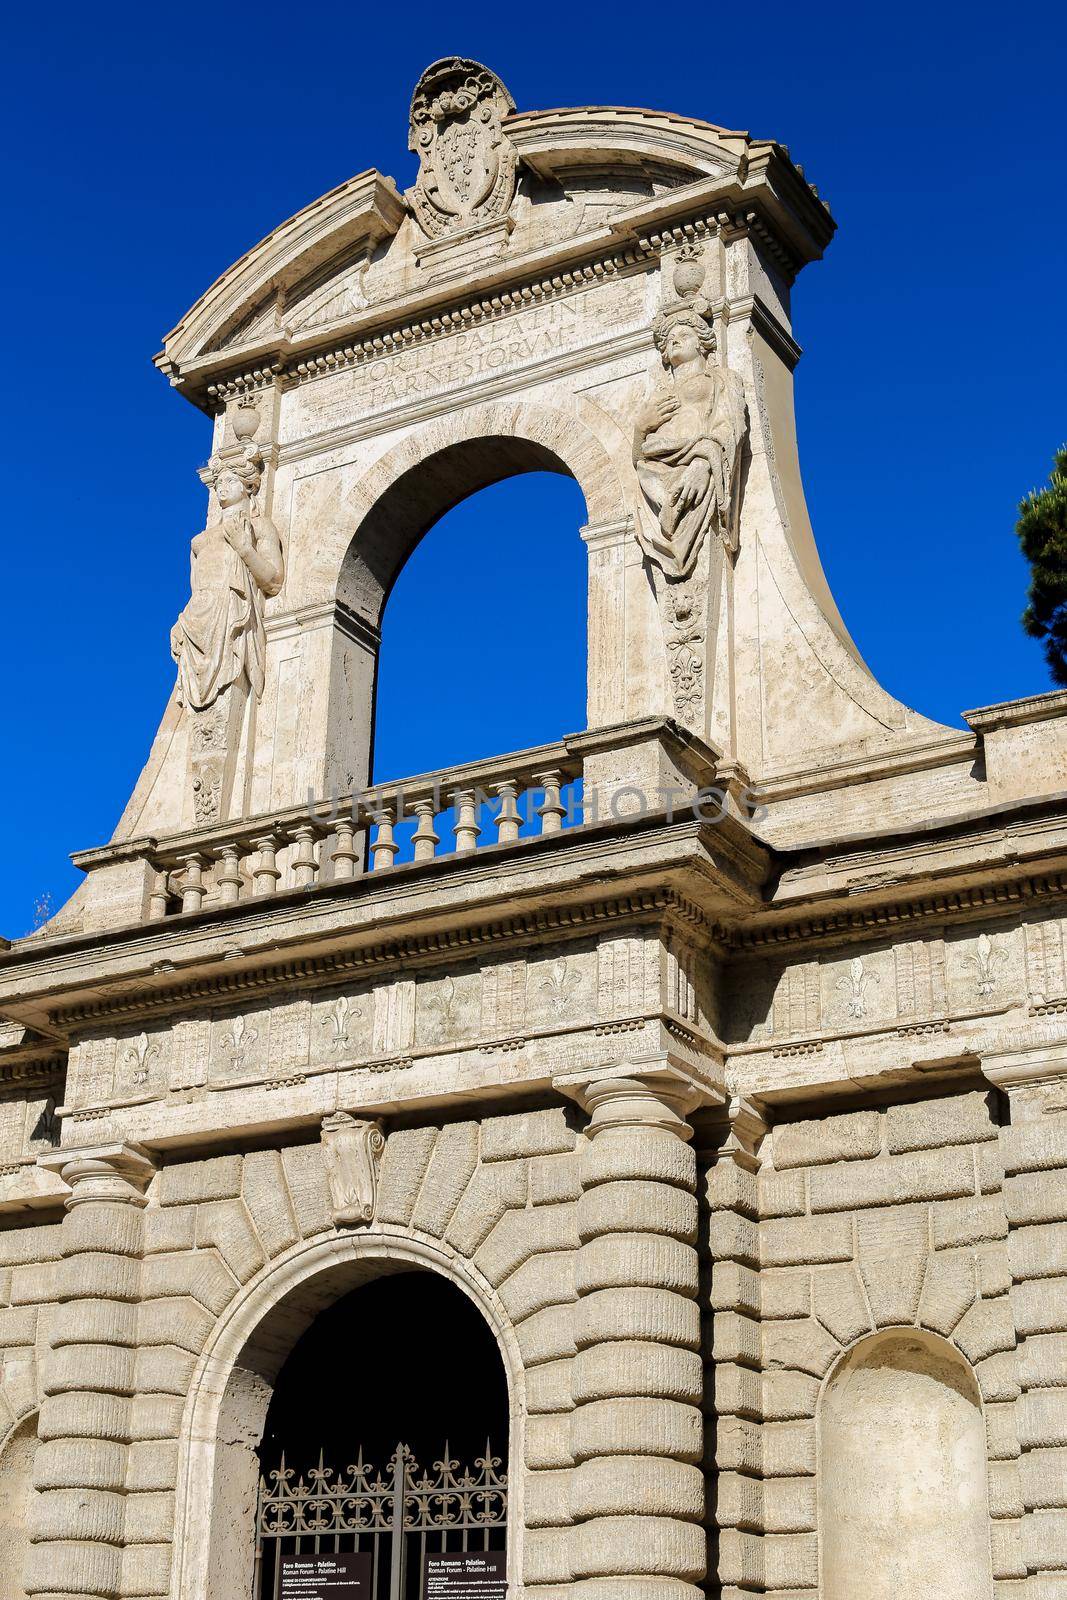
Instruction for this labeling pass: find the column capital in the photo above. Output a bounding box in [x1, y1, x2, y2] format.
[981, 1038, 1067, 1094]
[694, 1094, 769, 1171]
[37, 1141, 157, 1208]
[554, 1055, 723, 1141]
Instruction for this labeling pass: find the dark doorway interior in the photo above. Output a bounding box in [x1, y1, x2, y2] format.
[260, 1269, 510, 1478]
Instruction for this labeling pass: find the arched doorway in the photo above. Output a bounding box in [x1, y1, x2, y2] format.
[256, 1273, 509, 1599]
[176, 1233, 524, 1600]
[818, 1329, 994, 1598]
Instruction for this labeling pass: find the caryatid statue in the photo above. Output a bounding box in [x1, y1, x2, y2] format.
[171, 424, 284, 824]
[171, 443, 283, 712]
[633, 302, 746, 582]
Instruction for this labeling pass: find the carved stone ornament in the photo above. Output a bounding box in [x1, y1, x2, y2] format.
[408, 58, 518, 240]
[633, 247, 748, 582]
[321, 1112, 386, 1226]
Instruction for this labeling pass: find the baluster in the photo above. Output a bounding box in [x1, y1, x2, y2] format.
[535, 769, 567, 834]
[411, 798, 440, 862]
[451, 790, 481, 853]
[147, 868, 169, 921]
[493, 780, 521, 844]
[331, 815, 360, 880]
[214, 842, 243, 906]
[370, 807, 399, 870]
[290, 823, 319, 890]
[177, 852, 207, 914]
[250, 832, 281, 896]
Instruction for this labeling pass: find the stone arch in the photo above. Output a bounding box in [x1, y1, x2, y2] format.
[817, 1327, 994, 1599]
[320, 399, 641, 790]
[0, 1410, 39, 1600]
[169, 1227, 526, 1600]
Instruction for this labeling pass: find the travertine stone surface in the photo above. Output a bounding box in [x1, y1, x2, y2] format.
[2, 52, 1067, 1600]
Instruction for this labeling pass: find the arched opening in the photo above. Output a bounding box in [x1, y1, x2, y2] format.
[256, 1273, 509, 1596]
[373, 472, 588, 781]
[0, 1412, 38, 1599]
[185, 1239, 521, 1600]
[818, 1329, 993, 1599]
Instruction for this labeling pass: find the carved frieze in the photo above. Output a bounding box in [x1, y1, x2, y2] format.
[408, 58, 517, 240]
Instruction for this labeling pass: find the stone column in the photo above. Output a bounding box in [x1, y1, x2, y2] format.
[557, 1061, 708, 1600]
[984, 1043, 1067, 1596]
[29, 1142, 156, 1600]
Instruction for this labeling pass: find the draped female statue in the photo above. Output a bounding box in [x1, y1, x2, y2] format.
[171, 446, 284, 712]
[633, 307, 746, 581]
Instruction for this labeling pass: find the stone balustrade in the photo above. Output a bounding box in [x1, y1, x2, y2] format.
[145, 743, 581, 920]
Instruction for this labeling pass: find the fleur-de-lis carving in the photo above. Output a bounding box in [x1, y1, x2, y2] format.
[837, 957, 873, 1020]
[124, 1032, 159, 1086]
[322, 995, 361, 1055]
[222, 1015, 257, 1072]
[541, 957, 581, 1017]
[440, 975, 458, 1030]
[966, 933, 1005, 999]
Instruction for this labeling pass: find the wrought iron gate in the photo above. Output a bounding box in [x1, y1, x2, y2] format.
[255, 1443, 508, 1600]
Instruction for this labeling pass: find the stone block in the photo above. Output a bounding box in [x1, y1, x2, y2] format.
[758, 1168, 806, 1217]
[709, 1212, 760, 1267]
[33, 1437, 126, 1492]
[812, 1265, 871, 1346]
[714, 1363, 762, 1420]
[1006, 1172, 1067, 1227]
[918, 1250, 977, 1336]
[57, 1252, 140, 1303]
[143, 1204, 197, 1255]
[195, 1200, 265, 1283]
[715, 1469, 762, 1530]
[137, 1296, 214, 1354]
[580, 1128, 695, 1191]
[45, 1343, 134, 1398]
[1011, 1224, 1067, 1283]
[1003, 1122, 1067, 1177]
[711, 1311, 760, 1368]
[526, 1411, 574, 1472]
[523, 1525, 573, 1586]
[714, 1417, 762, 1475]
[121, 1539, 173, 1595]
[987, 1400, 1021, 1461]
[123, 1490, 177, 1544]
[761, 1215, 853, 1268]
[531, 1152, 582, 1206]
[31, 1485, 124, 1543]
[705, 1160, 758, 1216]
[476, 1203, 578, 1285]
[128, 1393, 184, 1440]
[762, 1370, 820, 1421]
[0, 1306, 37, 1347]
[977, 1351, 1022, 1405]
[64, 1203, 143, 1258]
[158, 1153, 242, 1206]
[763, 1317, 841, 1379]
[809, 1147, 975, 1212]
[1019, 1333, 1067, 1390]
[51, 1299, 135, 1348]
[9, 1262, 54, 1304]
[932, 1195, 1008, 1249]
[761, 1270, 811, 1322]
[576, 1287, 699, 1352]
[1022, 1447, 1067, 1510]
[764, 1531, 818, 1589]
[1014, 1278, 1067, 1336]
[1019, 1388, 1067, 1450]
[39, 1390, 129, 1443]
[717, 1528, 765, 1590]
[763, 1420, 816, 1477]
[135, 1345, 196, 1396]
[375, 1126, 438, 1226]
[773, 1111, 881, 1170]
[445, 1160, 528, 1257]
[577, 1235, 697, 1297]
[885, 1090, 998, 1152]
[572, 1456, 704, 1522]
[573, 1340, 702, 1405]
[990, 1516, 1027, 1581]
[571, 1396, 702, 1464]
[410, 1122, 478, 1235]
[0, 1223, 61, 1266]
[763, 1475, 817, 1533]
[525, 1357, 574, 1415]
[858, 1250, 927, 1328]
[241, 1148, 299, 1258]
[578, 1180, 697, 1245]
[23, 1540, 121, 1596]
[499, 1252, 576, 1323]
[483, 1108, 575, 1163]
[141, 1251, 238, 1316]
[126, 1439, 179, 1492]
[980, 1243, 1013, 1299]
[1023, 1510, 1067, 1575]
[709, 1261, 761, 1316]
[516, 1303, 576, 1367]
[280, 1143, 333, 1237]
[571, 1515, 705, 1581]
[989, 1459, 1025, 1520]
[525, 1466, 573, 1528]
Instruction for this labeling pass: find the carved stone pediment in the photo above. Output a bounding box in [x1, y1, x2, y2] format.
[408, 57, 517, 240]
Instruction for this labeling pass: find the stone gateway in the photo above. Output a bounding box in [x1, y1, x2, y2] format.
[1, 55, 1065, 1600]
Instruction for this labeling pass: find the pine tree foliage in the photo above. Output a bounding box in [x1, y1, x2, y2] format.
[1019, 445, 1067, 685]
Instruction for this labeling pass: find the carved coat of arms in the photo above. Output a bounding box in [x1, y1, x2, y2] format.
[408, 57, 517, 239]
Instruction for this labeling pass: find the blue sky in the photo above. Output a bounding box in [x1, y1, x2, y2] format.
[1, 0, 1064, 936]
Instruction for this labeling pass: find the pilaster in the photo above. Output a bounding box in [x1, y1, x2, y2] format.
[556, 1058, 712, 1600]
[984, 1043, 1067, 1597]
[28, 1143, 156, 1600]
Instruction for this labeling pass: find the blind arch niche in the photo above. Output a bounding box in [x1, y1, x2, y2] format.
[818, 1329, 994, 1598]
